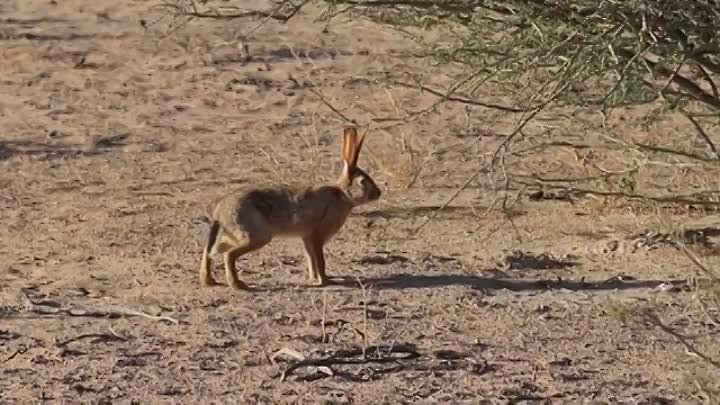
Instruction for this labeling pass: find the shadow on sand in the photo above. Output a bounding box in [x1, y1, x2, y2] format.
[243, 272, 685, 293]
[324, 272, 685, 292]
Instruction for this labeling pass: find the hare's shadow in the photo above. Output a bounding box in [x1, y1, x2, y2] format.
[219, 249, 687, 293]
[243, 272, 684, 293]
[346, 273, 684, 292]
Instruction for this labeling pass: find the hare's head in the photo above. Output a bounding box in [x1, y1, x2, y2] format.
[337, 127, 381, 206]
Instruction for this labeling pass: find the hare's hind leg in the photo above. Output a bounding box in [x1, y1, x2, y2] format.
[200, 220, 221, 286]
[220, 240, 269, 290]
[224, 248, 249, 290]
[200, 250, 215, 286]
[217, 209, 273, 290]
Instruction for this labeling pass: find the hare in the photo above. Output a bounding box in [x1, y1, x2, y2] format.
[199, 127, 381, 290]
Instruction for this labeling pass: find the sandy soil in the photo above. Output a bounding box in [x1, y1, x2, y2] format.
[1, 1, 719, 404]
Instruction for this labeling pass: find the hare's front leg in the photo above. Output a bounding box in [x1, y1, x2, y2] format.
[220, 234, 271, 290]
[302, 235, 333, 286]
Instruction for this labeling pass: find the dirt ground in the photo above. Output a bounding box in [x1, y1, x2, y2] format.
[2, 1, 720, 404]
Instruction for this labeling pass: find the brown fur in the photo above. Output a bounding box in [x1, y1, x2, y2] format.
[199, 127, 381, 289]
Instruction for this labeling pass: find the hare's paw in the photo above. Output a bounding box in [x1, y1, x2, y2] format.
[200, 272, 219, 287]
[314, 277, 337, 287]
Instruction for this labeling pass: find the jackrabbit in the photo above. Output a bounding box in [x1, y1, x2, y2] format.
[199, 127, 381, 289]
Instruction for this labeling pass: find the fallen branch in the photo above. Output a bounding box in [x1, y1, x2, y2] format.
[67, 307, 180, 324]
[274, 343, 421, 381]
[512, 179, 720, 208]
[20, 295, 180, 325]
[55, 332, 129, 347]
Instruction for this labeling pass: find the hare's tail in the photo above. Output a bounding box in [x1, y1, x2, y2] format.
[205, 220, 221, 255]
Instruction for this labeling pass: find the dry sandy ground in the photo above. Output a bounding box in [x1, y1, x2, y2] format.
[1, 1, 720, 404]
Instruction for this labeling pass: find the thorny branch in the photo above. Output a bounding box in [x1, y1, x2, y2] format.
[681, 108, 720, 160]
[413, 76, 574, 234]
[385, 79, 529, 113]
[308, 87, 358, 125]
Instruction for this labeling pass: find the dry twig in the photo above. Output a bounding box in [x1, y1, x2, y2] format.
[3, 346, 28, 363]
[20, 295, 180, 325]
[307, 87, 358, 124]
[157, 0, 307, 22]
[276, 343, 421, 381]
[56, 333, 128, 347]
[641, 309, 720, 371]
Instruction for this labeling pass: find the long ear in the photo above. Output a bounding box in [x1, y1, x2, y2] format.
[354, 130, 366, 158]
[342, 127, 359, 168]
